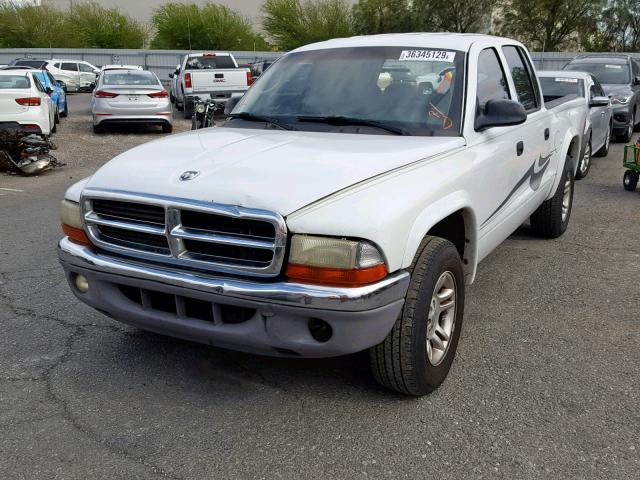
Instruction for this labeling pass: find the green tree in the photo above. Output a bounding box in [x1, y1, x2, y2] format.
[587, 0, 640, 51]
[412, 0, 497, 33]
[262, 0, 354, 50]
[496, 0, 605, 51]
[151, 2, 268, 51]
[65, 2, 145, 48]
[351, 0, 411, 35]
[0, 1, 66, 48]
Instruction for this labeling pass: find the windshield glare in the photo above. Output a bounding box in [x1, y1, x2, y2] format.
[103, 72, 158, 86]
[234, 47, 466, 136]
[565, 63, 630, 85]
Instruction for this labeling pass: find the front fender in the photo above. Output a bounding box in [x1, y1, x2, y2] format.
[402, 191, 478, 284]
[549, 131, 581, 199]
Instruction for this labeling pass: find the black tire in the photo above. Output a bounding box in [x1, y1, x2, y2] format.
[191, 115, 200, 130]
[370, 237, 465, 396]
[594, 124, 610, 157]
[54, 106, 60, 125]
[170, 93, 175, 104]
[623, 170, 639, 191]
[176, 99, 183, 112]
[183, 98, 193, 119]
[162, 123, 173, 134]
[574, 138, 591, 180]
[60, 100, 68, 118]
[618, 116, 634, 142]
[93, 124, 103, 134]
[530, 156, 574, 238]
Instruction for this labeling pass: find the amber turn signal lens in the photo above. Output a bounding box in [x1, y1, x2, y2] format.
[286, 263, 388, 287]
[62, 224, 91, 246]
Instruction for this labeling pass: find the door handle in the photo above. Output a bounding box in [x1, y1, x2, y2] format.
[544, 128, 550, 140]
[516, 141, 524, 156]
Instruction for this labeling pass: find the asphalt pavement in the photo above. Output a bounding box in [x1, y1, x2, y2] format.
[0, 94, 638, 479]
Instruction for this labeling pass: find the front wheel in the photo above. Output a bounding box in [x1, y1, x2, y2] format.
[530, 156, 574, 238]
[618, 115, 634, 142]
[370, 237, 465, 396]
[623, 170, 639, 191]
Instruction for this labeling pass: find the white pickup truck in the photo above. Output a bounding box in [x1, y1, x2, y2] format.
[173, 52, 252, 120]
[58, 34, 587, 396]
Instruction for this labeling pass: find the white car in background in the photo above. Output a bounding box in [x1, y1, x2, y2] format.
[47, 59, 99, 92]
[0, 70, 56, 135]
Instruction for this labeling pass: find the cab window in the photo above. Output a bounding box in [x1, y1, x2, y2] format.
[502, 46, 539, 111]
[61, 63, 78, 72]
[476, 48, 510, 115]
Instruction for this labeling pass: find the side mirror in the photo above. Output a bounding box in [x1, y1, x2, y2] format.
[169, 73, 174, 79]
[634, 76, 640, 86]
[589, 96, 610, 108]
[224, 95, 242, 115]
[475, 99, 527, 132]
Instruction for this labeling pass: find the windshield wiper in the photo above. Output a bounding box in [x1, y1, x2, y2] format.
[228, 112, 297, 131]
[296, 115, 408, 135]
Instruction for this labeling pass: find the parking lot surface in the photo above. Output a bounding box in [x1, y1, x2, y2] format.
[1, 94, 638, 479]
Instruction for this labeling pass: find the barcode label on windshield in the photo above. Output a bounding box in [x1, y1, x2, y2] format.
[555, 77, 578, 83]
[399, 50, 455, 62]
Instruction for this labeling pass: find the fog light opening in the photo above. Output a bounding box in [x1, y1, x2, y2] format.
[73, 274, 89, 293]
[308, 318, 332, 343]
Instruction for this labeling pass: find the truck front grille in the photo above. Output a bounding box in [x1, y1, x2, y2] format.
[81, 191, 287, 278]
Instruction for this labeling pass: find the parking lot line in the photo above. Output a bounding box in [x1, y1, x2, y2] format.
[0, 188, 24, 192]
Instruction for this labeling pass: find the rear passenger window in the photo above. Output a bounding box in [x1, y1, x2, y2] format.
[502, 46, 539, 111]
[61, 63, 77, 72]
[476, 48, 510, 114]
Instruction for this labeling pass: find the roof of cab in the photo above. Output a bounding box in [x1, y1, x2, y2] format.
[569, 55, 629, 65]
[292, 33, 523, 53]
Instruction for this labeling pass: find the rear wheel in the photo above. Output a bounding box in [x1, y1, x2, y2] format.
[575, 138, 591, 180]
[618, 113, 634, 142]
[162, 123, 173, 134]
[623, 170, 639, 191]
[370, 237, 465, 396]
[93, 124, 103, 134]
[594, 124, 610, 157]
[54, 105, 60, 124]
[530, 156, 574, 238]
[183, 98, 193, 119]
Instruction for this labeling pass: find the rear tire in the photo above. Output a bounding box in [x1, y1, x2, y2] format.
[162, 123, 173, 134]
[54, 106, 60, 125]
[623, 170, 638, 191]
[574, 138, 591, 180]
[370, 237, 465, 396]
[594, 125, 610, 157]
[530, 156, 574, 238]
[93, 124, 103, 134]
[183, 98, 193, 119]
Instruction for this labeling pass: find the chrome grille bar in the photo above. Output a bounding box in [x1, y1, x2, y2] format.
[81, 189, 288, 278]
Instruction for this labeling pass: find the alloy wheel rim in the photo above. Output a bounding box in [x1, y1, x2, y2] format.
[581, 143, 591, 174]
[605, 128, 610, 150]
[562, 171, 572, 223]
[426, 271, 457, 366]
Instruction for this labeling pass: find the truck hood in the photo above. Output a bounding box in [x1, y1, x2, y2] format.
[85, 128, 464, 216]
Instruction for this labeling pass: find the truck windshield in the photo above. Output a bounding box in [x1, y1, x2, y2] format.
[564, 63, 630, 85]
[186, 56, 235, 69]
[233, 46, 466, 136]
[539, 77, 584, 100]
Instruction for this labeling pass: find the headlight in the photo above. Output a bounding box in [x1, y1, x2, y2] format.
[611, 95, 633, 105]
[196, 103, 206, 114]
[60, 199, 91, 246]
[286, 235, 387, 286]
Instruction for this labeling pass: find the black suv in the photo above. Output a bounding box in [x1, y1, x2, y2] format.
[564, 54, 640, 142]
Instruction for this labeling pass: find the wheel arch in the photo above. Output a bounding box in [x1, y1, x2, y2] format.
[402, 193, 478, 285]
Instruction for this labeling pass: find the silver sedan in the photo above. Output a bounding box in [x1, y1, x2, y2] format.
[91, 70, 173, 134]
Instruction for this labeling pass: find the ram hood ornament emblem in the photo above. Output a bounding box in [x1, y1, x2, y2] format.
[179, 170, 200, 181]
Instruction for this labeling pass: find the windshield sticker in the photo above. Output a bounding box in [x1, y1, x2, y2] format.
[605, 64, 622, 69]
[399, 50, 455, 62]
[555, 77, 578, 83]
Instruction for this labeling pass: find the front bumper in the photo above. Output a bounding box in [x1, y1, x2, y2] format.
[58, 238, 409, 358]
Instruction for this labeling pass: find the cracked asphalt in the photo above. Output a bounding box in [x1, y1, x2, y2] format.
[1, 94, 639, 479]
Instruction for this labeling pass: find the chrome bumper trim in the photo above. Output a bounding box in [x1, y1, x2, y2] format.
[58, 237, 410, 312]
